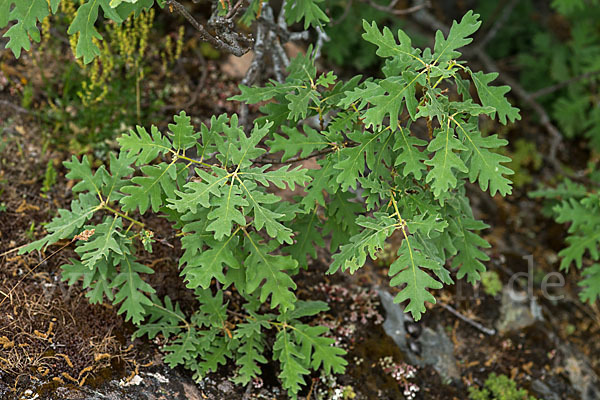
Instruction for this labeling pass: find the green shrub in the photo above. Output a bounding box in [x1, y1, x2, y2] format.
[531, 179, 600, 304]
[8, 2, 520, 397]
[492, 0, 600, 149]
[481, 270, 502, 297]
[469, 373, 537, 400]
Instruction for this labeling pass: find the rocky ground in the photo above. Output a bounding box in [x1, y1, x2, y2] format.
[1, 8, 600, 399]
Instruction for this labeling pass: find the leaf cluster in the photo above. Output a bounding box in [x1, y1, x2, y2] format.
[468, 372, 537, 400]
[531, 180, 600, 304]
[21, 11, 518, 397]
[21, 110, 344, 397]
[513, 0, 600, 150]
[233, 11, 517, 319]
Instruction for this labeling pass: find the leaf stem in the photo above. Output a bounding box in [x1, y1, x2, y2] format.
[103, 205, 145, 228]
[174, 153, 214, 168]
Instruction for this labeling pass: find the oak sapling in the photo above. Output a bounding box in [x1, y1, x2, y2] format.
[13, 4, 519, 397]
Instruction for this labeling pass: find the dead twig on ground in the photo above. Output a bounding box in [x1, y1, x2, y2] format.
[0, 230, 93, 309]
[0, 99, 33, 116]
[439, 302, 496, 336]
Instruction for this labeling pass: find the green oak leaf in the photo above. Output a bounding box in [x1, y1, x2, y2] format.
[389, 239, 443, 321]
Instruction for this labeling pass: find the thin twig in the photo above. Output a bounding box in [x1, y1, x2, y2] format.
[439, 302, 496, 336]
[277, 0, 287, 27]
[531, 69, 600, 99]
[412, 0, 446, 33]
[252, 147, 336, 165]
[0, 99, 34, 116]
[473, 50, 563, 172]
[329, 0, 354, 27]
[475, 0, 519, 51]
[363, 0, 429, 16]
[0, 243, 30, 257]
[225, 0, 245, 19]
[312, 26, 330, 61]
[258, 14, 295, 42]
[0, 240, 76, 308]
[165, 0, 251, 57]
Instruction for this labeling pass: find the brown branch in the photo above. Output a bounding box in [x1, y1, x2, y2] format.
[475, 0, 519, 51]
[531, 69, 600, 99]
[472, 50, 563, 172]
[329, 0, 354, 26]
[257, 15, 295, 42]
[165, 0, 251, 57]
[253, 147, 337, 165]
[0, 99, 34, 116]
[439, 302, 496, 336]
[225, 0, 245, 19]
[362, 0, 429, 16]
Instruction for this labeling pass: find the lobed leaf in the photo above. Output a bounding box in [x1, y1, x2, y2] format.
[432, 10, 481, 63]
[67, 0, 124, 64]
[453, 119, 514, 196]
[1, 0, 55, 58]
[450, 215, 491, 284]
[267, 125, 328, 162]
[244, 234, 298, 311]
[111, 253, 155, 324]
[468, 70, 521, 125]
[64, 155, 106, 196]
[579, 264, 600, 304]
[168, 111, 199, 153]
[361, 20, 422, 63]
[393, 126, 428, 180]
[205, 183, 248, 240]
[389, 239, 443, 321]
[328, 213, 397, 274]
[273, 330, 309, 397]
[20, 192, 101, 253]
[238, 179, 293, 244]
[61, 257, 116, 304]
[180, 236, 240, 289]
[120, 162, 183, 214]
[424, 124, 468, 198]
[118, 125, 172, 165]
[164, 329, 202, 367]
[284, 0, 329, 29]
[75, 217, 126, 270]
[362, 72, 424, 128]
[294, 323, 347, 374]
[285, 208, 325, 268]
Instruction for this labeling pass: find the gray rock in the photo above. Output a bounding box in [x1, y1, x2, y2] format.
[380, 289, 410, 353]
[496, 287, 543, 334]
[561, 348, 600, 400]
[531, 379, 561, 400]
[0, 363, 232, 400]
[378, 289, 459, 383]
[418, 325, 460, 382]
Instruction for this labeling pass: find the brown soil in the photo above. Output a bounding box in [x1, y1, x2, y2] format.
[1, 9, 600, 400]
